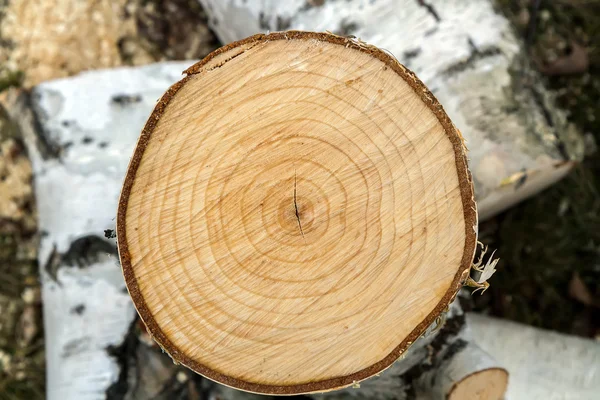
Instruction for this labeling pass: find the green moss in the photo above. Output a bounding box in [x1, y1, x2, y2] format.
[0, 70, 23, 94]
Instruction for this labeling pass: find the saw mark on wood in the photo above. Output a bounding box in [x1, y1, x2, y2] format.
[293, 169, 306, 241]
[201, 42, 262, 73]
[105, 319, 139, 400]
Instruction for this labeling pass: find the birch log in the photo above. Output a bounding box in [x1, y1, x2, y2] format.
[3, 62, 193, 400]
[198, 0, 584, 220]
[468, 314, 600, 400]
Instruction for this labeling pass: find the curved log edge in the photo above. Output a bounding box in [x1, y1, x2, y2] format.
[116, 31, 478, 394]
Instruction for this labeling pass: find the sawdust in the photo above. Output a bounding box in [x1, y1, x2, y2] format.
[0, 0, 152, 86]
[0, 0, 219, 87]
[0, 139, 32, 226]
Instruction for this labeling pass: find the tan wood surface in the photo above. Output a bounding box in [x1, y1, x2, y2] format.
[448, 368, 509, 400]
[117, 31, 477, 394]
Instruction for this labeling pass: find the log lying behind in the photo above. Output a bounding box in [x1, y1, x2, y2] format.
[199, 0, 585, 221]
[117, 32, 478, 394]
[424, 341, 508, 400]
[469, 314, 600, 400]
[2, 62, 193, 400]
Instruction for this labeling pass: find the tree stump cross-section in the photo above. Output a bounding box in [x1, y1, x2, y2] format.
[117, 31, 478, 395]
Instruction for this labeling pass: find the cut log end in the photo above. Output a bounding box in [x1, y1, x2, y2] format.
[448, 368, 509, 400]
[117, 31, 478, 394]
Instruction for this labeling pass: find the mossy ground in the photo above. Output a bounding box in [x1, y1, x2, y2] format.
[0, 106, 43, 400]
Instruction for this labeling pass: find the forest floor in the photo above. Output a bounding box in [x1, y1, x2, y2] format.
[0, 0, 598, 398]
[474, 0, 600, 338]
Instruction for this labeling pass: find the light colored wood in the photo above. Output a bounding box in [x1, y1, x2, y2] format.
[117, 32, 477, 394]
[425, 340, 508, 400]
[448, 368, 508, 400]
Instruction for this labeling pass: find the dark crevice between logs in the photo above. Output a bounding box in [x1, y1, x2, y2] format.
[105, 318, 139, 400]
[403, 313, 467, 398]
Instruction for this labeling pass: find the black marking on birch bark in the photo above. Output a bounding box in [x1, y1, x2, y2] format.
[403, 314, 466, 381]
[24, 91, 62, 160]
[106, 319, 139, 400]
[111, 94, 142, 106]
[335, 19, 360, 36]
[424, 27, 438, 37]
[104, 229, 117, 239]
[43, 245, 62, 283]
[404, 48, 422, 60]
[417, 0, 441, 22]
[403, 314, 468, 397]
[71, 304, 86, 315]
[515, 168, 528, 190]
[528, 85, 571, 161]
[61, 235, 118, 267]
[61, 337, 91, 358]
[277, 16, 292, 31]
[403, 48, 422, 68]
[442, 39, 502, 76]
[529, 86, 554, 128]
[44, 236, 118, 282]
[259, 12, 270, 30]
[441, 338, 468, 361]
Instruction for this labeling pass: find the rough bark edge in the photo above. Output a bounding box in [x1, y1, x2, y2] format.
[116, 30, 478, 395]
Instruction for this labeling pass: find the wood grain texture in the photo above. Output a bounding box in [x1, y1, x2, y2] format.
[448, 368, 508, 400]
[117, 31, 477, 394]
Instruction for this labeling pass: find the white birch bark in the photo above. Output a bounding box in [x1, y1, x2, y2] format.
[468, 313, 600, 400]
[4, 62, 192, 400]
